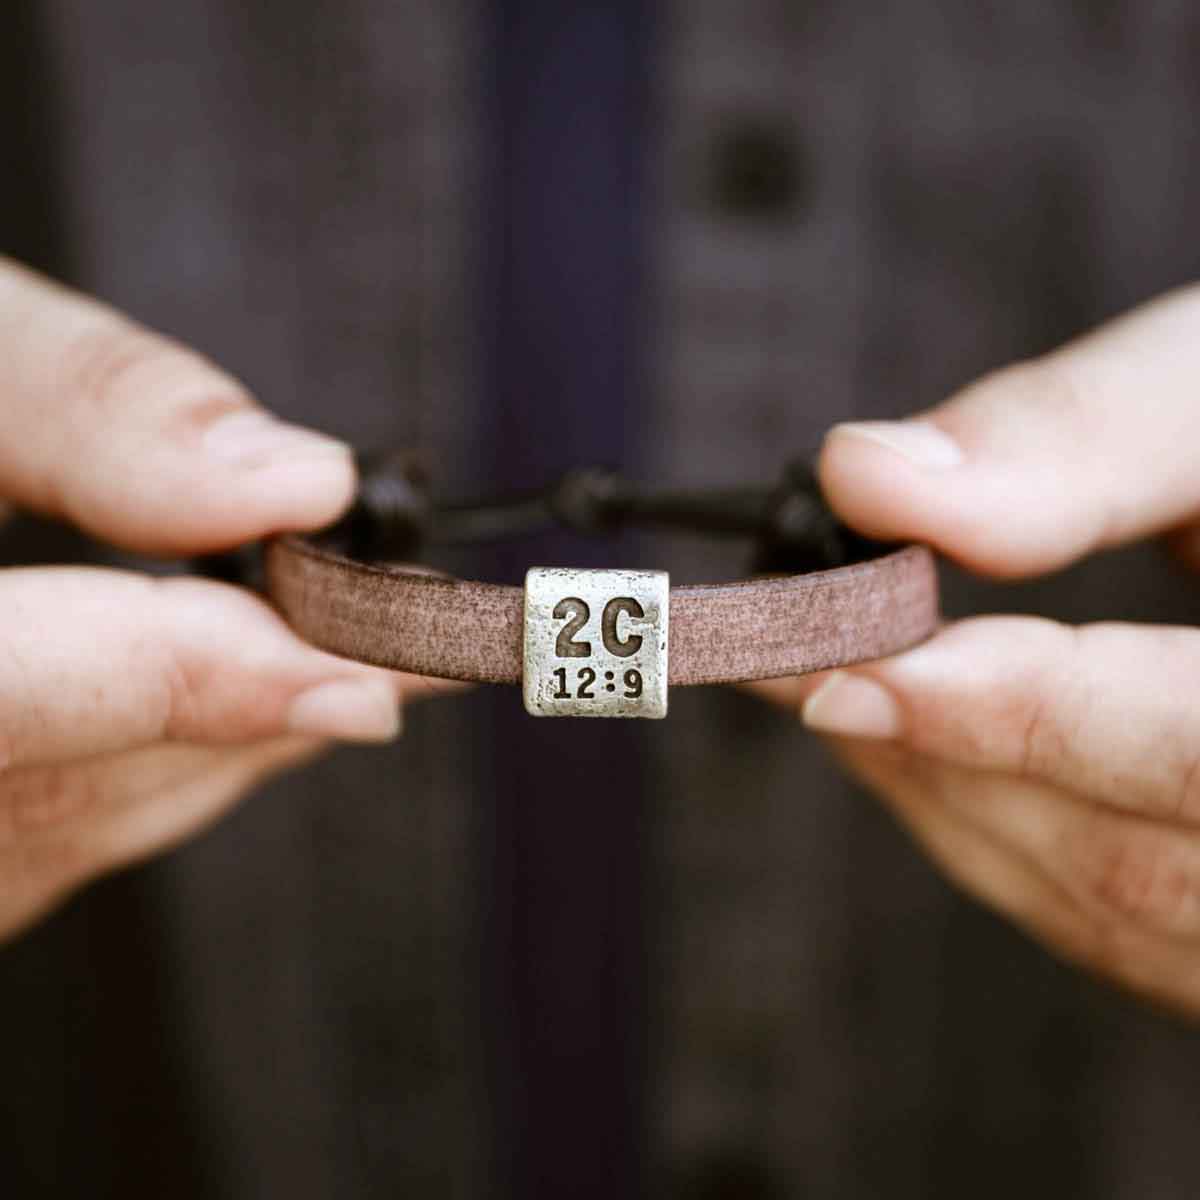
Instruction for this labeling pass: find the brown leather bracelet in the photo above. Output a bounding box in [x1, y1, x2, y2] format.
[264, 535, 938, 717]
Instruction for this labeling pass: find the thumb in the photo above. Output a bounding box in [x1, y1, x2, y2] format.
[818, 284, 1200, 578]
[0, 257, 355, 555]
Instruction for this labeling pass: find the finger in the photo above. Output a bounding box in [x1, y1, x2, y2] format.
[962, 771, 1200, 949]
[831, 739, 1103, 963]
[0, 257, 355, 554]
[753, 653, 1200, 1006]
[73, 737, 324, 873]
[0, 736, 322, 940]
[0, 566, 428, 768]
[830, 737, 1200, 1009]
[849, 740, 1200, 948]
[817, 284, 1200, 577]
[798, 616, 1200, 825]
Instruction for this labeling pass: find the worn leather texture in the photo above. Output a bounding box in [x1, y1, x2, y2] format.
[265, 536, 939, 685]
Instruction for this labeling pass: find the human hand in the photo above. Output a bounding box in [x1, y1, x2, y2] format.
[752, 285, 1200, 1014]
[0, 258, 449, 941]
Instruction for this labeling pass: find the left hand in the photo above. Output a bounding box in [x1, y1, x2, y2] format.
[0, 258, 456, 942]
[750, 285, 1200, 1015]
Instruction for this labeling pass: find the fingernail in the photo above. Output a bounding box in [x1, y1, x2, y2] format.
[802, 671, 901, 739]
[204, 409, 352, 470]
[830, 420, 964, 469]
[286, 678, 402, 742]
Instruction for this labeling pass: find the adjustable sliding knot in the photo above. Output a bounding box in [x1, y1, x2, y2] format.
[335, 455, 878, 573]
[195, 453, 883, 585]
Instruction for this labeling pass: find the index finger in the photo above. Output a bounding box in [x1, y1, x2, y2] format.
[0, 566, 416, 769]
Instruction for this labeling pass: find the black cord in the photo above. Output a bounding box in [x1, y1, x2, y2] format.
[195, 454, 885, 586]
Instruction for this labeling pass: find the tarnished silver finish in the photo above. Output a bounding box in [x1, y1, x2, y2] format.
[523, 567, 669, 718]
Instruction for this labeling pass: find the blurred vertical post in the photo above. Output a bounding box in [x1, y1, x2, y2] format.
[477, 1, 655, 1197]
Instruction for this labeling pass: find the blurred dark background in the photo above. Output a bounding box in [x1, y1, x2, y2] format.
[4, 1, 1200, 1196]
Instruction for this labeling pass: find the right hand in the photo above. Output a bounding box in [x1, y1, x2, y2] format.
[750, 285, 1200, 1015]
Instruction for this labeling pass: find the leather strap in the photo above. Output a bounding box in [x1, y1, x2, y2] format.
[264, 535, 939, 685]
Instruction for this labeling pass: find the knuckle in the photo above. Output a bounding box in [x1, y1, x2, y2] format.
[1, 763, 100, 837]
[59, 317, 250, 434]
[1001, 621, 1082, 778]
[1074, 820, 1200, 943]
[974, 356, 1094, 423]
[61, 318, 169, 420]
[954, 359, 1119, 558]
[1006, 357, 1125, 544]
[1171, 745, 1200, 824]
[0, 765, 105, 914]
[1015, 689, 1053, 776]
[957, 357, 1083, 422]
[156, 638, 204, 743]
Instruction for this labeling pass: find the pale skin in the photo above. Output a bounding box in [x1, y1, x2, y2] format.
[8, 257, 1200, 1022]
[751, 282, 1200, 1017]
[0, 257, 454, 941]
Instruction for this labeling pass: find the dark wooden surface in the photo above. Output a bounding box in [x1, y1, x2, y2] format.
[4, 2, 1200, 1197]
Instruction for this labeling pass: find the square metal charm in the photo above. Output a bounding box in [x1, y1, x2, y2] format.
[523, 567, 669, 718]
